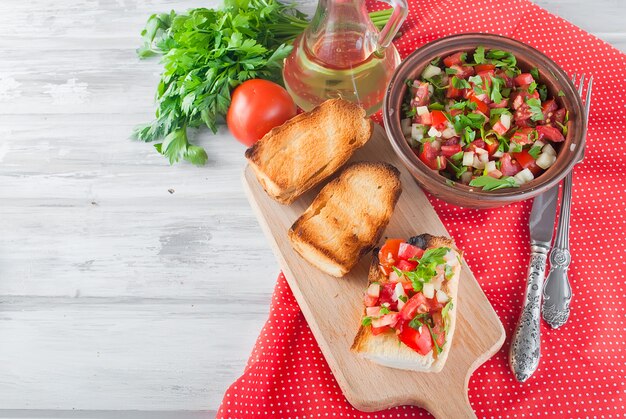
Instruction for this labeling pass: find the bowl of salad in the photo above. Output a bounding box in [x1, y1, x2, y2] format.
[383, 33, 586, 208]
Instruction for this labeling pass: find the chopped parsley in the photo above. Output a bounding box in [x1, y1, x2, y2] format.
[469, 175, 519, 191]
[526, 98, 544, 121]
[451, 76, 471, 89]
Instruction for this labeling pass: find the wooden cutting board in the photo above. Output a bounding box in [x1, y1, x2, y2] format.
[242, 125, 505, 418]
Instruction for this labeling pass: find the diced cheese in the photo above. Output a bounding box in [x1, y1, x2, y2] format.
[536, 152, 557, 169]
[436, 290, 449, 303]
[500, 113, 512, 129]
[411, 124, 425, 141]
[463, 151, 475, 167]
[422, 64, 442, 79]
[423, 282, 435, 299]
[543, 143, 557, 156]
[514, 168, 535, 185]
[428, 126, 442, 138]
[416, 106, 429, 116]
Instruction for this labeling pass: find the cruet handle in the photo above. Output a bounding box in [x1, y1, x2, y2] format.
[375, 0, 408, 52]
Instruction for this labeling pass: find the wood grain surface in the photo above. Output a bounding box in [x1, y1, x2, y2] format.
[0, 0, 623, 416]
[243, 126, 506, 417]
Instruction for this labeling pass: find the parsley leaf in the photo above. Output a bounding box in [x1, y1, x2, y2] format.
[528, 81, 538, 93]
[469, 175, 519, 191]
[428, 102, 445, 111]
[526, 98, 544, 121]
[486, 49, 517, 68]
[445, 67, 458, 75]
[557, 90, 566, 97]
[473, 46, 485, 64]
[530, 67, 540, 80]
[380, 307, 391, 315]
[451, 76, 471, 89]
[361, 316, 372, 326]
[489, 76, 504, 103]
[395, 247, 450, 292]
[468, 75, 483, 85]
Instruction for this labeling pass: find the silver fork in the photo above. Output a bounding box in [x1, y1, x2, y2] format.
[541, 73, 593, 328]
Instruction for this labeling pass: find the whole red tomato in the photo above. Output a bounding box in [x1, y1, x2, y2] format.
[227, 79, 297, 146]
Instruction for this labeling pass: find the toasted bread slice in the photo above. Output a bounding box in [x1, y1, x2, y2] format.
[351, 234, 462, 372]
[245, 98, 373, 205]
[288, 162, 402, 277]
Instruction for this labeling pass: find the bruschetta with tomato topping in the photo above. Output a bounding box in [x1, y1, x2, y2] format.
[351, 234, 462, 372]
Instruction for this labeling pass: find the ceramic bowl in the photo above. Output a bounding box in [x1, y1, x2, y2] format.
[383, 33, 586, 208]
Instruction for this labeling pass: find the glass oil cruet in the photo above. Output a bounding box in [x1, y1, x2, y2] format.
[282, 0, 408, 115]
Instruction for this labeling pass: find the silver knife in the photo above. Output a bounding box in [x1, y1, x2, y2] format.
[508, 185, 560, 382]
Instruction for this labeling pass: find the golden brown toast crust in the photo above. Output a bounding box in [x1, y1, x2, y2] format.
[288, 162, 402, 277]
[245, 98, 373, 205]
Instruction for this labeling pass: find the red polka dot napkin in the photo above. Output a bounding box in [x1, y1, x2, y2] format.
[218, 0, 626, 417]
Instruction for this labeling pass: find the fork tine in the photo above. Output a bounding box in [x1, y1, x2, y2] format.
[584, 76, 593, 118]
[578, 74, 585, 96]
[571, 73, 577, 83]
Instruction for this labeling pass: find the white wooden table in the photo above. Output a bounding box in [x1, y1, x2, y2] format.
[0, 1, 623, 417]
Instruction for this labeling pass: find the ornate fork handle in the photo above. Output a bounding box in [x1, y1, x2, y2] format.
[542, 171, 574, 328]
[509, 244, 549, 382]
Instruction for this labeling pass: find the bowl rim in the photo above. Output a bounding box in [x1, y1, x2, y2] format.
[383, 33, 586, 204]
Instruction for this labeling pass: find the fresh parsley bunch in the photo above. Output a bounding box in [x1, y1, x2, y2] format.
[133, 0, 308, 165]
[134, 0, 391, 165]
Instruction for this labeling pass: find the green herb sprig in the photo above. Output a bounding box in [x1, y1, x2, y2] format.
[134, 0, 391, 165]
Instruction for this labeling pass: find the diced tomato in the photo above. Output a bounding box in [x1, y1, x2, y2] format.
[477, 70, 494, 80]
[489, 98, 508, 109]
[449, 108, 464, 117]
[410, 82, 430, 107]
[398, 243, 424, 261]
[500, 153, 523, 176]
[417, 111, 432, 125]
[475, 64, 495, 74]
[450, 64, 475, 79]
[446, 85, 463, 99]
[402, 282, 414, 293]
[514, 73, 534, 86]
[512, 150, 542, 176]
[398, 320, 433, 355]
[399, 292, 430, 320]
[443, 52, 464, 67]
[418, 148, 445, 169]
[441, 144, 462, 157]
[492, 121, 508, 136]
[468, 92, 489, 114]
[536, 125, 565, 142]
[466, 139, 486, 153]
[430, 110, 448, 129]
[442, 137, 460, 146]
[379, 283, 399, 311]
[553, 108, 566, 125]
[542, 99, 558, 120]
[510, 128, 536, 145]
[363, 293, 378, 307]
[511, 90, 540, 109]
[396, 259, 417, 272]
[485, 139, 499, 155]
[371, 325, 391, 336]
[379, 238, 404, 267]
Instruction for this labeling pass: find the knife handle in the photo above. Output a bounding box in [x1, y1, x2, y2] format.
[509, 243, 549, 382]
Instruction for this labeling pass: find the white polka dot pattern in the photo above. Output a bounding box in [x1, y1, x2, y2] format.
[218, 0, 626, 417]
